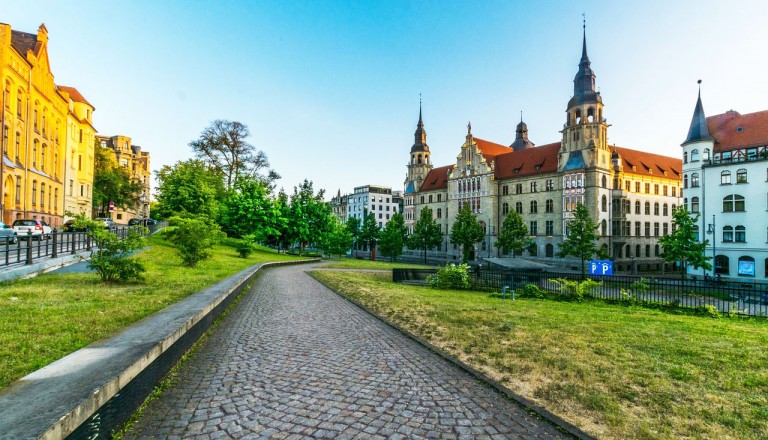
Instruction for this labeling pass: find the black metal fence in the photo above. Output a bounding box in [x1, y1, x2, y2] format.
[393, 267, 768, 318]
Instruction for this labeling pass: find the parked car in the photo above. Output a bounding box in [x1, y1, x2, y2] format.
[62, 219, 89, 232]
[12, 219, 52, 240]
[94, 217, 116, 230]
[128, 217, 157, 226]
[0, 221, 19, 244]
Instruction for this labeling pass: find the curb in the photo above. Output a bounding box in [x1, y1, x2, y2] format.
[314, 273, 596, 440]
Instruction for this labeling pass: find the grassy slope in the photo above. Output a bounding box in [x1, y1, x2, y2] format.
[0, 235, 307, 389]
[311, 270, 768, 440]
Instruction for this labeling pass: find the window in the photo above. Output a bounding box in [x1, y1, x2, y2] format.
[15, 176, 21, 203]
[721, 170, 731, 184]
[40, 184, 45, 208]
[684, 151, 688, 163]
[635, 182, 640, 192]
[623, 221, 631, 236]
[645, 183, 650, 193]
[546, 243, 554, 257]
[738, 256, 755, 277]
[655, 244, 660, 256]
[546, 179, 554, 191]
[672, 187, 677, 197]
[635, 222, 641, 237]
[691, 197, 699, 213]
[663, 185, 668, 196]
[502, 185, 508, 195]
[502, 203, 509, 215]
[530, 221, 538, 236]
[625, 181, 631, 192]
[31, 180, 37, 205]
[654, 184, 659, 195]
[691, 173, 700, 187]
[654, 222, 659, 237]
[545, 221, 554, 235]
[530, 200, 537, 213]
[715, 255, 729, 274]
[437, 208, 442, 219]
[515, 201, 523, 214]
[515, 183, 523, 194]
[428, 195, 432, 203]
[735, 225, 746, 243]
[601, 195, 607, 212]
[601, 175, 607, 188]
[684, 174, 688, 188]
[654, 203, 659, 216]
[16, 90, 22, 117]
[420, 196, 424, 204]
[437, 194, 441, 202]
[645, 222, 650, 238]
[723, 194, 745, 212]
[530, 181, 538, 192]
[690, 149, 699, 162]
[646, 244, 651, 257]
[663, 223, 669, 236]
[645, 202, 651, 215]
[546, 199, 553, 213]
[693, 225, 700, 241]
[736, 169, 747, 183]
[635, 201, 641, 215]
[663, 203, 668, 216]
[723, 226, 733, 242]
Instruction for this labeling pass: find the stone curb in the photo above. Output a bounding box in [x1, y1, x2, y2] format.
[314, 271, 597, 440]
[0, 258, 319, 440]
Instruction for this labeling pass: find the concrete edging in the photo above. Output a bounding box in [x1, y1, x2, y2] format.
[0, 257, 319, 440]
[315, 271, 596, 440]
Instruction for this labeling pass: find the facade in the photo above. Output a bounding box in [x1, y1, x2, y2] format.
[59, 86, 95, 219]
[347, 185, 399, 229]
[330, 189, 348, 223]
[96, 135, 151, 224]
[404, 28, 683, 271]
[681, 89, 768, 279]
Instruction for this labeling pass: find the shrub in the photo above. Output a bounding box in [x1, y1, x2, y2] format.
[702, 304, 720, 319]
[163, 216, 225, 267]
[236, 234, 255, 258]
[549, 278, 602, 301]
[427, 264, 470, 290]
[516, 284, 545, 299]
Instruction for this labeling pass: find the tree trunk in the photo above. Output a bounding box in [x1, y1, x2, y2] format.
[423, 246, 427, 264]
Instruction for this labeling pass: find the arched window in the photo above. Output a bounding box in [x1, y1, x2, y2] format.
[684, 151, 688, 163]
[545, 243, 554, 258]
[690, 149, 699, 162]
[546, 199, 553, 213]
[33, 101, 39, 130]
[723, 226, 733, 242]
[691, 197, 699, 213]
[654, 202, 659, 215]
[645, 244, 651, 257]
[530, 200, 538, 213]
[721, 170, 731, 184]
[601, 175, 607, 188]
[735, 225, 746, 242]
[645, 202, 651, 215]
[601, 195, 607, 212]
[723, 195, 745, 212]
[663, 203, 668, 216]
[736, 169, 747, 183]
[15, 176, 21, 203]
[738, 256, 755, 277]
[635, 201, 641, 214]
[31, 180, 37, 204]
[515, 201, 523, 214]
[684, 174, 688, 188]
[601, 219, 607, 236]
[575, 109, 582, 124]
[703, 148, 710, 160]
[691, 172, 700, 187]
[715, 255, 729, 274]
[635, 245, 640, 258]
[16, 89, 22, 117]
[655, 244, 660, 256]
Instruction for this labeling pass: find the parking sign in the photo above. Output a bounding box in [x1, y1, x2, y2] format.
[589, 260, 613, 276]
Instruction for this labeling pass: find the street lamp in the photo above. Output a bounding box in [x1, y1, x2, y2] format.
[706, 214, 716, 278]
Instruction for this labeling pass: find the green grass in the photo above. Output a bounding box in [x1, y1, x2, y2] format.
[0, 235, 308, 390]
[319, 257, 433, 270]
[311, 270, 768, 440]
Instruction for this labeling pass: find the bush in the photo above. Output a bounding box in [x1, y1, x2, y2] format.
[236, 235, 255, 258]
[163, 216, 225, 267]
[516, 284, 545, 299]
[427, 264, 470, 290]
[549, 278, 602, 301]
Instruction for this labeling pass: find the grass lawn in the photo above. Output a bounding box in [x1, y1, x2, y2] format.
[311, 270, 768, 440]
[319, 257, 433, 270]
[0, 235, 308, 390]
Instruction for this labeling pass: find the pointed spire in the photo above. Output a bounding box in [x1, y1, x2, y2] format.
[581, 13, 588, 62]
[418, 93, 423, 127]
[467, 121, 472, 134]
[411, 98, 429, 153]
[568, 17, 601, 109]
[682, 80, 713, 146]
[511, 112, 535, 151]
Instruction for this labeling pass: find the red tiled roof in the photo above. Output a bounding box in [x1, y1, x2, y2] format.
[474, 137, 513, 160]
[58, 85, 93, 107]
[494, 142, 560, 180]
[614, 146, 682, 178]
[706, 110, 768, 152]
[420, 165, 453, 191]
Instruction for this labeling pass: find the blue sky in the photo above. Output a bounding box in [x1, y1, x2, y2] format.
[5, 1, 768, 199]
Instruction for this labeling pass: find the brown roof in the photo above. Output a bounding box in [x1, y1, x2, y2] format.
[10, 30, 38, 57]
[614, 146, 682, 178]
[58, 85, 93, 108]
[494, 142, 560, 180]
[706, 110, 768, 152]
[474, 137, 513, 160]
[420, 165, 454, 191]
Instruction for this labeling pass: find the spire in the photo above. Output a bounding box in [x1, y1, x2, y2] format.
[682, 80, 713, 146]
[510, 112, 535, 151]
[568, 17, 602, 110]
[581, 14, 588, 62]
[418, 93, 423, 127]
[411, 98, 429, 153]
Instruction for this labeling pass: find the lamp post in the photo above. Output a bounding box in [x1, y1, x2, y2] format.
[706, 214, 716, 277]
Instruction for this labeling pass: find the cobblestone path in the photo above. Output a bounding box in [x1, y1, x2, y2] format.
[124, 264, 571, 439]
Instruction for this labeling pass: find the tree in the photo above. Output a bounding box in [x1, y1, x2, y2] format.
[154, 160, 225, 220]
[92, 141, 144, 217]
[407, 207, 443, 264]
[345, 216, 361, 253]
[496, 211, 531, 257]
[189, 120, 278, 191]
[557, 203, 604, 278]
[450, 204, 484, 263]
[288, 180, 330, 255]
[379, 212, 407, 262]
[659, 206, 711, 279]
[219, 176, 283, 241]
[163, 216, 225, 267]
[264, 189, 291, 252]
[319, 219, 353, 258]
[359, 212, 381, 261]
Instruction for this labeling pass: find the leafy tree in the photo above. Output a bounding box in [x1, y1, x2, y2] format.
[288, 180, 329, 255]
[154, 160, 225, 220]
[379, 212, 407, 262]
[345, 216, 361, 253]
[92, 141, 143, 217]
[319, 219, 353, 258]
[189, 119, 279, 191]
[263, 189, 291, 252]
[163, 216, 225, 267]
[659, 206, 712, 279]
[219, 176, 283, 241]
[496, 211, 531, 257]
[557, 203, 604, 277]
[450, 204, 484, 263]
[359, 212, 381, 261]
[407, 207, 443, 264]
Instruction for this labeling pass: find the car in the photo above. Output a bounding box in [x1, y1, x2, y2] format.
[62, 219, 89, 232]
[0, 221, 19, 244]
[12, 219, 52, 240]
[128, 217, 157, 226]
[94, 217, 116, 230]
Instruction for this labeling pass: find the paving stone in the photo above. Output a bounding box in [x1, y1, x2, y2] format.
[122, 264, 570, 439]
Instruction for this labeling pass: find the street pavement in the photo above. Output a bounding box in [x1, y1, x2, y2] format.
[124, 264, 571, 439]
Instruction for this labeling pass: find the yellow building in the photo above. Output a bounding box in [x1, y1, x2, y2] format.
[59, 86, 95, 220]
[0, 23, 95, 226]
[96, 134, 151, 224]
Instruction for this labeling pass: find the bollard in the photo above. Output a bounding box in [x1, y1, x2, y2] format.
[501, 286, 510, 299]
[25, 230, 33, 265]
[51, 229, 58, 258]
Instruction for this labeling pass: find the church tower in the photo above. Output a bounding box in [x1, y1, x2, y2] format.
[404, 102, 433, 194]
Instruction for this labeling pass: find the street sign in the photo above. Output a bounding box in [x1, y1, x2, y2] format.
[108, 201, 115, 212]
[589, 260, 613, 276]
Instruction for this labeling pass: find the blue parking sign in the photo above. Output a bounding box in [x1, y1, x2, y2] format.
[589, 260, 613, 276]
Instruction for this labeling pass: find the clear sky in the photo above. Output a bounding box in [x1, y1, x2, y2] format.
[5, 1, 768, 199]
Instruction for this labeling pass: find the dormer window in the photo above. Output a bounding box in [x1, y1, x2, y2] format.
[737, 127, 743, 132]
